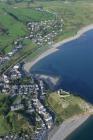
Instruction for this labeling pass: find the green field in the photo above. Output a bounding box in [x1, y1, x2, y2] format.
[0, 2, 55, 74]
[26, 0, 93, 41]
[0, 94, 33, 136]
[19, 0, 93, 64]
[46, 92, 93, 124]
[2, 0, 93, 52]
[1, 0, 93, 73]
[1, 0, 93, 52]
[1, 0, 93, 134]
[0, 3, 54, 52]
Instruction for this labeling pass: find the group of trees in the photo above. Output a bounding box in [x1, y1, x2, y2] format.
[0, 95, 12, 116]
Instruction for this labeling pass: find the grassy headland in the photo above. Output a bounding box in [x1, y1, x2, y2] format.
[45, 92, 93, 124]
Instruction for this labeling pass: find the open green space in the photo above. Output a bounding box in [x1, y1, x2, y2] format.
[3, 0, 93, 53]
[0, 1, 54, 74]
[46, 92, 93, 124]
[0, 94, 33, 136]
[0, 115, 10, 136]
[0, 2, 54, 52]
[1, 0, 93, 53]
[17, 0, 93, 66]
[1, 0, 93, 74]
[0, 112, 33, 136]
[1, 0, 93, 76]
[25, 0, 93, 41]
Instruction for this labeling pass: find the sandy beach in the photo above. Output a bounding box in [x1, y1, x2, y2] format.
[50, 114, 92, 140]
[24, 24, 93, 72]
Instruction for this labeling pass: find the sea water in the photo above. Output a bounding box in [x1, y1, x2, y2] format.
[31, 29, 93, 140]
[65, 116, 93, 140]
[31, 29, 93, 104]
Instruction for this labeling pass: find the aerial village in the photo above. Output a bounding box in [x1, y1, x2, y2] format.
[0, 7, 63, 140]
[0, 63, 54, 140]
[0, 5, 63, 140]
[1, 0, 93, 140]
[0, 18, 63, 66]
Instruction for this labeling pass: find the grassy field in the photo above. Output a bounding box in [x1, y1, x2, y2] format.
[0, 2, 55, 74]
[0, 112, 33, 136]
[0, 93, 33, 136]
[1, 1, 93, 50]
[0, 3, 26, 52]
[0, 2, 54, 52]
[0, 115, 10, 136]
[1, 0, 93, 72]
[26, 0, 93, 41]
[46, 92, 93, 124]
[16, 0, 93, 65]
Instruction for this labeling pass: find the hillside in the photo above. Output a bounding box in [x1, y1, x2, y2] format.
[0, 2, 55, 75]
[46, 92, 93, 124]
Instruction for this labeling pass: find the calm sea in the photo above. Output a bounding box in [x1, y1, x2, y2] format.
[65, 116, 93, 140]
[31, 29, 93, 139]
[31, 29, 93, 103]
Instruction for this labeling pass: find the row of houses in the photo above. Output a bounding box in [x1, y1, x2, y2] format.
[0, 43, 23, 66]
[0, 64, 23, 93]
[27, 19, 63, 46]
[32, 98, 53, 129]
[0, 133, 32, 140]
[0, 62, 54, 140]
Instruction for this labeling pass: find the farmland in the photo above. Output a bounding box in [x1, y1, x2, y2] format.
[1, 0, 93, 139]
[12, 0, 93, 63]
[28, 0, 93, 41]
[1, 0, 93, 74]
[0, 3, 54, 53]
[0, 2, 55, 75]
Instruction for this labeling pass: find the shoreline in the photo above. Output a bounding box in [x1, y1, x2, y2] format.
[23, 24, 93, 139]
[50, 113, 93, 140]
[24, 24, 93, 72]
